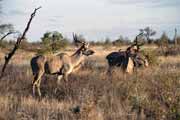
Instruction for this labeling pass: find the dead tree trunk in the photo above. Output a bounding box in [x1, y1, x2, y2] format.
[0, 7, 41, 79]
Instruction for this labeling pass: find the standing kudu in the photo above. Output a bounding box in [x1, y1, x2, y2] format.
[31, 34, 95, 97]
[106, 34, 149, 74]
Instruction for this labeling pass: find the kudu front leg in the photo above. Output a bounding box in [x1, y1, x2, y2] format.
[63, 73, 69, 83]
[61, 64, 70, 83]
[57, 75, 63, 85]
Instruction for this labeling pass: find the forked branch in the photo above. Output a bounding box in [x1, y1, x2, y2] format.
[0, 31, 18, 41]
[0, 6, 41, 79]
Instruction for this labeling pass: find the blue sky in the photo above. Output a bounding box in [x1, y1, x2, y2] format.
[1, 0, 180, 41]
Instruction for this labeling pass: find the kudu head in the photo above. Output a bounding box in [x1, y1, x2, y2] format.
[143, 55, 149, 67]
[126, 33, 144, 55]
[144, 58, 149, 67]
[73, 33, 95, 56]
[126, 33, 149, 67]
[135, 33, 149, 67]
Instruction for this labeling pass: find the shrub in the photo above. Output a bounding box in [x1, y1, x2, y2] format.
[41, 31, 70, 53]
[165, 46, 180, 56]
[142, 49, 159, 66]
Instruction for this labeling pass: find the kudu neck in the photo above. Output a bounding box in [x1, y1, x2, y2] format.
[70, 45, 85, 66]
[71, 45, 84, 57]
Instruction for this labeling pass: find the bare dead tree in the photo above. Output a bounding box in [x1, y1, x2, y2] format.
[0, 7, 41, 79]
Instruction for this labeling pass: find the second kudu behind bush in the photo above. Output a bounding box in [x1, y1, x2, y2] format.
[106, 35, 149, 74]
[30, 34, 95, 97]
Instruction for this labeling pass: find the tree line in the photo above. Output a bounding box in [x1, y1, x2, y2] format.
[0, 24, 179, 53]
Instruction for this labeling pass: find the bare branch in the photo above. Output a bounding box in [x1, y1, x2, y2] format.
[0, 31, 19, 41]
[0, 7, 41, 79]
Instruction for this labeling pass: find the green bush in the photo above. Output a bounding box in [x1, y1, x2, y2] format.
[40, 31, 70, 54]
[142, 49, 159, 66]
[36, 47, 51, 55]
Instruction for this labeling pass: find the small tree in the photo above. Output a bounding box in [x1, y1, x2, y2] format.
[112, 35, 125, 46]
[104, 37, 111, 45]
[0, 24, 14, 35]
[51, 31, 63, 52]
[41, 31, 68, 53]
[112, 35, 130, 46]
[139, 27, 156, 44]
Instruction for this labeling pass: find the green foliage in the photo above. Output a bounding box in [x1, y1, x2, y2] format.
[142, 49, 159, 66]
[41, 32, 51, 45]
[36, 48, 49, 55]
[139, 27, 156, 44]
[90, 35, 130, 46]
[113, 35, 130, 46]
[41, 31, 69, 53]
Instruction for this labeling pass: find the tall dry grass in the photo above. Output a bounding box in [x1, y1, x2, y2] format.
[0, 47, 180, 120]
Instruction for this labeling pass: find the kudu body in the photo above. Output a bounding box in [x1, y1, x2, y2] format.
[31, 34, 94, 97]
[106, 35, 149, 74]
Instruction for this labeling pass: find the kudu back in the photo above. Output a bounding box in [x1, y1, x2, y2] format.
[106, 48, 135, 74]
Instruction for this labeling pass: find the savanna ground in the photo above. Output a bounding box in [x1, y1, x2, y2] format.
[0, 46, 180, 120]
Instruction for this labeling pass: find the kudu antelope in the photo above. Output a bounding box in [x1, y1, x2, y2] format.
[31, 34, 95, 97]
[106, 35, 149, 74]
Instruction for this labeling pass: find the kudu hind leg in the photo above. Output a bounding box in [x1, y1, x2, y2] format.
[32, 74, 38, 97]
[32, 71, 44, 97]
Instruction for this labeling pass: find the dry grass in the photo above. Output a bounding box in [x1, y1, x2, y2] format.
[0, 46, 180, 120]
